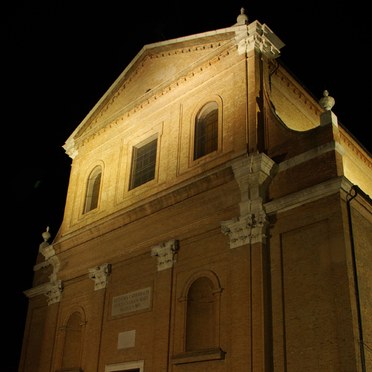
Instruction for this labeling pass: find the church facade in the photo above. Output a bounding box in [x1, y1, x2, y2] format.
[19, 9, 371, 372]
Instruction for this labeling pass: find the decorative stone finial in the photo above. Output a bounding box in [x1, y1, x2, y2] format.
[319, 90, 335, 111]
[42, 226, 51, 242]
[236, 7, 248, 25]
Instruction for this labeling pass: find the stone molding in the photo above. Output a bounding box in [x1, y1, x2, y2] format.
[271, 66, 322, 118]
[277, 141, 344, 172]
[339, 129, 372, 167]
[24, 280, 63, 306]
[265, 177, 353, 215]
[235, 21, 284, 58]
[24, 282, 52, 299]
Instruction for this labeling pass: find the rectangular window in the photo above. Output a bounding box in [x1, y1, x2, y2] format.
[129, 137, 157, 190]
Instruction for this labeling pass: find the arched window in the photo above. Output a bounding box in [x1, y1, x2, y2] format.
[194, 101, 218, 160]
[172, 271, 225, 364]
[61, 311, 83, 370]
[83, 166, 102, 213]
[186, 276, 218, 351]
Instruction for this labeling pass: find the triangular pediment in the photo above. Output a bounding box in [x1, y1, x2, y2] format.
[64, 28, 237, 155]
[93, 34, 231, 123]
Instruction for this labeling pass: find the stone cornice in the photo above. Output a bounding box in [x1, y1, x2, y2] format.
[265, 177, 353, 215]
[278, 141, 344, 172]
[339, 128, 371, 168]
[271, 64, 323, 118]
[235, 21, 284, 58]
[24, 282, 51, 299]
[56, 160, 235, 252]
[24, 280, 63, 306]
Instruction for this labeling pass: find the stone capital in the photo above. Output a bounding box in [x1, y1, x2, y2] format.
[45, 280, 63, 305]
[221, 153, 275, 248]
[89, 263, 111, 290]
[221, 210, 268, 248]
[151, 239, 179, 271]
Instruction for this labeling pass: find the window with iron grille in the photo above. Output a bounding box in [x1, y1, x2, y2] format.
[129, 137, 157, 190]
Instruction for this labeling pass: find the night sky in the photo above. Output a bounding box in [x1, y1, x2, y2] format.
[3, 1, 370, 370]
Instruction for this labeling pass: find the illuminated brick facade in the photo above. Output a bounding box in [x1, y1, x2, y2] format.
[19, 9, 371, 372]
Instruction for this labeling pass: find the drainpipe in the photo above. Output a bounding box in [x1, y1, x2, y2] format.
[167, 240, 179, 372]
[346, 185, 371, 372]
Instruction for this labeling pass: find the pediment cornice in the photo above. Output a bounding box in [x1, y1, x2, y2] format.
[270, 62, 323, 118]
[339, 128, 372, 168]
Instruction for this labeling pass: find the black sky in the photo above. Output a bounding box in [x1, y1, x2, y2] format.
[3, 1, 371, 370]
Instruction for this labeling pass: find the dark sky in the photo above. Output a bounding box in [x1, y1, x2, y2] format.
[3, 1, 370, 370]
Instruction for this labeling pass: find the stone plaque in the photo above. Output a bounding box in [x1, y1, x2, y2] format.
[112, 287, 152, 316]
[117, 330, 136, 349]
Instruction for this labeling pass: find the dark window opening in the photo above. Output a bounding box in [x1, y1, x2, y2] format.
[129, 137, 157, 190]
[61, 312, 83, 370]
[194, 102, 218, 160]
[83, 166, 102, 213]
[186, 277, 217, 351]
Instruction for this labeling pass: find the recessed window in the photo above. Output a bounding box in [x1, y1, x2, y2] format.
[61, 312, 83, 371]
[171, 271, 225, 365]
[129, 137, 158, 190]
[186, 276, 217, 351]
[83, 166, 102, 214]
[194, 102, 218, 160]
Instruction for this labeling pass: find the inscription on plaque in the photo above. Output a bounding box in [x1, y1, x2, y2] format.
[112, 287, 152, 316]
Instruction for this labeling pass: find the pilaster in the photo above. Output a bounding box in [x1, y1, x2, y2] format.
[221, 153, 277, 371]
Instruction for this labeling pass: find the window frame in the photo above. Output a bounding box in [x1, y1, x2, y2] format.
[129, 135, 158, 191]
[172, 270, 225, 365]
[190, 99, 223, 166]
[185, 276, 218, 351]
[193, 101, 219, 160]
[83, 165, 102, 214]
[55, 308, 86, 372]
